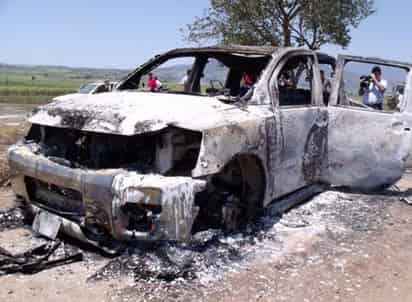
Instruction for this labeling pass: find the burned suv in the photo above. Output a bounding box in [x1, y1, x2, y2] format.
[8, 46, 412, 252]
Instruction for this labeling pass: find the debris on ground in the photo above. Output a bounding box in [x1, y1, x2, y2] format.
[0, 207, 25, 232]
[0, 183, 409, 301]
[401, 197, 412, 205]
[0, 240, 83, 275]
[85, 190, 393, 287]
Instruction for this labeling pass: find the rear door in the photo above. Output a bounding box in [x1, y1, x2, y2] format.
[323, 55, 412, 189]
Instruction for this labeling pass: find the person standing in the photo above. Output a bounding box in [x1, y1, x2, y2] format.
[359, 66, 387, 110]
[320, 70, 332, 104]
[180, 69, 192, 92]
[147, 73, 157, 92]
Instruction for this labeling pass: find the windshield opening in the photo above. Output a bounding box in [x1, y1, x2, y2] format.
[118, 52, 271, 99]
[140, 57, 196, 93]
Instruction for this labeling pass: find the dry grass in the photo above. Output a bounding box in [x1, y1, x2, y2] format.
[0, 123, 26, 185]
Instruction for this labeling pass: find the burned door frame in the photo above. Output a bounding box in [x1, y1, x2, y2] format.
[267, 49, 327, 198]
[325, 55, 412, 189]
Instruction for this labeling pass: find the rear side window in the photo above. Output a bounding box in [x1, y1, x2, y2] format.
[338, 61, 408, 112]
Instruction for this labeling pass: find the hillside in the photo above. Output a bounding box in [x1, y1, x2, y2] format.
[0, 63, 130, 81]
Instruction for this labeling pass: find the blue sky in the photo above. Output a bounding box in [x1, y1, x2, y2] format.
[0, 0, 410, 69]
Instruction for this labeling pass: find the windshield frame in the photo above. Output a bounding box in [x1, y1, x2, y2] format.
[78, 83, 98, 94]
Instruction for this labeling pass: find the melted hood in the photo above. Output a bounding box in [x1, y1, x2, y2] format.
[29, 92, 266, 135]
[52, 93, 85, 102]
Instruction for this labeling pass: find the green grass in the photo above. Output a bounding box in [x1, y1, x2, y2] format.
[0, 73, 81, 104]
[0, 74, 81, 88]
[0, 87, 76, 96]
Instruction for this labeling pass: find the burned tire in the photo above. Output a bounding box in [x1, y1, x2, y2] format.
[193, 155, 265, 232]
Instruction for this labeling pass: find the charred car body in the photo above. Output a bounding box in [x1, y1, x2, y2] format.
[7, 46, 412, 251]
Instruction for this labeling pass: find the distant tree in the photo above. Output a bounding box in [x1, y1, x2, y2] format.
[184, 0, 375, 49]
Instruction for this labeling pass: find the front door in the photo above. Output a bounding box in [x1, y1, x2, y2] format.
[324, 55, 412, 189]
[269, 49, 327, 197]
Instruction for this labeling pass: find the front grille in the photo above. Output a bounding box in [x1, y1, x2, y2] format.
[26, 125, 157, 171]
[25, 177, 85, 219]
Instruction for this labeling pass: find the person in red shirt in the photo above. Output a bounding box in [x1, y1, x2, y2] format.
[240, 72, 256, 96]
[147, 73, 157, 92]
[242, 72, 254, 86]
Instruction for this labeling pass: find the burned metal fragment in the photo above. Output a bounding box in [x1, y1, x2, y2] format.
[0, 241, 83, 275]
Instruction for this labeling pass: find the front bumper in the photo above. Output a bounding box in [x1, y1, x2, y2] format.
[7, 144, 206, 246]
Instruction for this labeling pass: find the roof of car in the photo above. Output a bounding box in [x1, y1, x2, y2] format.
[163, 45, 279, 56]
[162, 46, 335, 63]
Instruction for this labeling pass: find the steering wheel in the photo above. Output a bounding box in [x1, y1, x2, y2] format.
[206, 80, 225, 96]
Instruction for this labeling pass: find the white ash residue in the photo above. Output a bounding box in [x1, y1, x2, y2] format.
[90, 190, 393, 287]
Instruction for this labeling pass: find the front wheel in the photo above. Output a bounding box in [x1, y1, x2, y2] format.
[193, 155, 266, 233]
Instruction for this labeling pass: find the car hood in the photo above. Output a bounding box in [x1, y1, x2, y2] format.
[52, 93, 85, 101]
[29, 92, 268, 135]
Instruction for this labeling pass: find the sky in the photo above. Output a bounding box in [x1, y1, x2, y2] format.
[0, 0, 411, 69]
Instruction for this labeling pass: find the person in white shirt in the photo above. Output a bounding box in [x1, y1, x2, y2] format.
[155, 76, 162, 91]
[359, 66, 387, 110]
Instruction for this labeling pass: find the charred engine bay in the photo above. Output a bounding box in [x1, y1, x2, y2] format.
[20, 124, 263, 237]
[25, 124, 202, 174]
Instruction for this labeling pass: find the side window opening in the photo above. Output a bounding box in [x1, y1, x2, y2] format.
[319, 63, 334, 105]
[202, 55, 270, 98]
[276, 55, 314, 107]
[202, 58, 230, 95]
[339, 61, 408, 112]
[201, 57, 266, 98]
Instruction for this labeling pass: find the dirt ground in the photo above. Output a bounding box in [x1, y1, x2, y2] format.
[1, 180, 412, 302]
[2, 107, 412, 301]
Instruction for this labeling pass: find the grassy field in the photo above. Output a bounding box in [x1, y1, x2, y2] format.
[0, 63, 129, 104]
[0, 74, 81, 104]
[347, 91, 399, 112]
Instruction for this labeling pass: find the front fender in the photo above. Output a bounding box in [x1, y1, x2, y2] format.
[192, 120, 266, 177]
